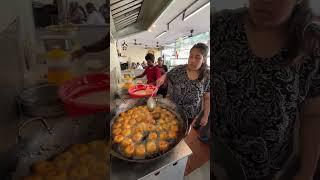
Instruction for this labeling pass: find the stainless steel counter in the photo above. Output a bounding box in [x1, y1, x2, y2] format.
[110, 140, 192, 180]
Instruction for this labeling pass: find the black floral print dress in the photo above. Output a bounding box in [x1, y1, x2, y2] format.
[167, 65, 210, 123]
[212, 8, 320, 179]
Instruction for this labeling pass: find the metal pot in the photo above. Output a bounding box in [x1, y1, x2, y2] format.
[110, 98, 188, 163]
[17, 84, 65, 118]
[1, 113, 108, 179]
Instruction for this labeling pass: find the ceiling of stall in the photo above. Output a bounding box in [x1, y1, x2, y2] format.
[117, 0, 210, 49]
[110, 0, 174, 39]
[111, 0, 144, 31]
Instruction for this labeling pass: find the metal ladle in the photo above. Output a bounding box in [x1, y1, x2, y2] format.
[147, 86, 159, 111]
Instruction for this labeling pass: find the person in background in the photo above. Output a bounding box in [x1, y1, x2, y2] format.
[141, 61, 147, 69]
[156, 57, 168, 97]
[79, 5, 88, 20]
[69, 2, 86, 24]
[156, 57, 168, 74]
[136, 62, 143, 70]
[126, 62, 131, 69]
[134, 53, 161, 85]
[71, 35, 108, 59]
[131, 62, 137, 69]
[34, 0, 58, 27]
[99, 3, 108, 23]
[157, 43, 210, 136]
[212, 0, 320, 179]
[85, 2, 106, 25]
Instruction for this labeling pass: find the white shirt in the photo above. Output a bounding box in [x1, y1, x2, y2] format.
[136, 65, 143, 70]
[87, 11, 106, 25]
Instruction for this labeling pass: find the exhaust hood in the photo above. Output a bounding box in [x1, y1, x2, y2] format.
[110, 0, 174, 39]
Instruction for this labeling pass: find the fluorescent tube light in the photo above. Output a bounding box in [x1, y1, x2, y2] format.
[183, 1, 210, 21]
[155, 31, 167, 39]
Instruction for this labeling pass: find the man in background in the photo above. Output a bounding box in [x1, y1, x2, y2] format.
[99, 3, 108, 23]
[85, 2, 106, 25]
[156, 57, 168, 97]
[156, 57, 168, 73]
[134, 53, 161, 85]
[69, 2, 86, 24]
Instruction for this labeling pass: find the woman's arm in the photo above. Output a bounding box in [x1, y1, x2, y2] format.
[295, 97, 320, 179]
[200, 92, 210, 126]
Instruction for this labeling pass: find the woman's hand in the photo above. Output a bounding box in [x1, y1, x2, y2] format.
[200, 115, 208, 126]
[156, 74, 166, 87]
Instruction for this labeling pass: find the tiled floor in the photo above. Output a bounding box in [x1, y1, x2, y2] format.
[184, 128, 210, 176]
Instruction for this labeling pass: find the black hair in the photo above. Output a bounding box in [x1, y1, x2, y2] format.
[145, 53, 155, 62]
[86, 2, 96, 11]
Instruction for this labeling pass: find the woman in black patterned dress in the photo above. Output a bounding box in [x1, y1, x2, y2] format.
[212, 0, 320, 179]
[157, 43, 210, 134]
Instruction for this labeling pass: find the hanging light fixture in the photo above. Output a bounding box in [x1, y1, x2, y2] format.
[122, 41, 128, 51]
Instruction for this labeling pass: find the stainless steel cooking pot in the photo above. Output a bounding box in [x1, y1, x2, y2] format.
[0, 113, 108, 179]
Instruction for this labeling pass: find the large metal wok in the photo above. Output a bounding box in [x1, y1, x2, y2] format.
[0, 113, 109, 180]
[110, 98, 188, 163]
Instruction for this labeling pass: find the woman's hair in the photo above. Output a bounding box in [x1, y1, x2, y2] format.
[190, 43, 210, 82]
[287, 0, 319, 63]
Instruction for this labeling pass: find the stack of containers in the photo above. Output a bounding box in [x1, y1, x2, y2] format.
[47, 48, 73, 85]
